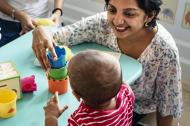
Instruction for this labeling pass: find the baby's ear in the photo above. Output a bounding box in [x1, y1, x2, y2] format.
[72, 91, 81, 102]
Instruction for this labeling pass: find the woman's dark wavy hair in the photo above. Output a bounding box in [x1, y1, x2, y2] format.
[104, 0, 162, 29]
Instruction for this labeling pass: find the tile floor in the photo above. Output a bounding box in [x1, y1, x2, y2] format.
[140, 81, 190, 126]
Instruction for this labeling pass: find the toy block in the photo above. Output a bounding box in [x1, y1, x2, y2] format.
[0, 61, 22, 99]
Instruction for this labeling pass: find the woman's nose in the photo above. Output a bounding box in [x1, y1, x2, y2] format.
[114, 13, 125, 25]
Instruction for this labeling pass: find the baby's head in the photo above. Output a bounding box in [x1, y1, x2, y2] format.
[68, 50, 122, 106]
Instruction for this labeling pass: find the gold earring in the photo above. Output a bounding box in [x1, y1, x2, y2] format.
[145, 22, 149, 27]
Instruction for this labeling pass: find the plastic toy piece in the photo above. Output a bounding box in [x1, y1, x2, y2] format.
[47, 46, 67, 68]
[62, 46, 72, 61]
[47, 76, 68, 95]
[21, 75, 37, 93]
[35, 18, 55, 26]
[46, 46, 71, 94]
[48, 66, 68, 80]
[8, 108, 15, 113]
[0, 61, 21, 99]
[0, 88, 17, 118]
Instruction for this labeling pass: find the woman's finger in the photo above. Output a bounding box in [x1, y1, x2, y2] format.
[33, 46, 46, 70]
[39, 47, 50, 71]
[48, 45, 57, 61]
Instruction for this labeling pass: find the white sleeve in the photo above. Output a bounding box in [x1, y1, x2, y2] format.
[53, 12, 110, 46]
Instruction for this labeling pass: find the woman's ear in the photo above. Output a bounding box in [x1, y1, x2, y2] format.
[72, 91, 81, 102]
[145, 11, 156, 24]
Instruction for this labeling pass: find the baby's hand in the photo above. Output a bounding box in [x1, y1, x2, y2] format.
[44, 93, 68, 119]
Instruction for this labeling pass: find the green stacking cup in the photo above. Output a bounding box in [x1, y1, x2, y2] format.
[48, 67, 67, 80]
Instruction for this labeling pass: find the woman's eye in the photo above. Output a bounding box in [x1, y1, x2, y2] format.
[107, 8, 116, 14]
[124, 12, 136, 17]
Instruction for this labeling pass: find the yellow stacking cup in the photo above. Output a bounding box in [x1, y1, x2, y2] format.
[35, 18, 55, 26]
[0, 89, 17, 118]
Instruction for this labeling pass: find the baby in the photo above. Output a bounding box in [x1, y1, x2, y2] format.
[44, 50, 134, 126]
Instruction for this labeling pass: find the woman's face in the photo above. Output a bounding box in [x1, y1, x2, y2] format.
[107, 0, 147, 39]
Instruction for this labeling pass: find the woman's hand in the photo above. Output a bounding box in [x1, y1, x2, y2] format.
[49, 12, 61, 25]
[32, 26, 57, 71]
[157, 111, 173, 126]
[15, 10, 36, 35]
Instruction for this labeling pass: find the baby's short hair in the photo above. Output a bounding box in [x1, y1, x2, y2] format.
[68, 50, 122, 105]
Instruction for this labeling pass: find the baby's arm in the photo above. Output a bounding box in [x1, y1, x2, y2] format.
[44, 92, 68, 126]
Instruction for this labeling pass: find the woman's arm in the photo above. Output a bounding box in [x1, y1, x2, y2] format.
[32, 12, 108, 70]
[155, 47, 182, 126]
[0, 1, 35, 34]
[54, 0, 64, 10]
[53, 12, 108, 46]
[49, 0, 64, 25]
[0, 1, 15, 18]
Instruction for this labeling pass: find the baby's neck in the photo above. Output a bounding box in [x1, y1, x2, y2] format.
[84, 98, 116, 110]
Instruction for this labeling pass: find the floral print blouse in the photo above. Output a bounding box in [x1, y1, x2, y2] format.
[53, 12, 183, 118]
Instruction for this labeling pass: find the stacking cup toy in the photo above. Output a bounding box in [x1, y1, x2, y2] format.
[48, 67, 67, 80]
[47, 46, 71, 94]
[35, 18, 56, 26]
[47, 46, 66, 68]
[47, 76, 68, 95]
[63, 46, 72, 61]
[0, 89, 17, 118]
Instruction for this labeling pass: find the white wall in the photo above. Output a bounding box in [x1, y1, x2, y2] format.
[61, 0, 190, 84]
[62, 0, 104, 24]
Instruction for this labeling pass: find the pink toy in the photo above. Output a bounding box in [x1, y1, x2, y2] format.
[21, 75, 37, 93]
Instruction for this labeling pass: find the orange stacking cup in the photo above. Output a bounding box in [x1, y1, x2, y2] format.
[47, 76, 68, 95]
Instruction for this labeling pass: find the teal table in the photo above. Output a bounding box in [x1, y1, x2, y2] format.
[0, 32, 142, 126]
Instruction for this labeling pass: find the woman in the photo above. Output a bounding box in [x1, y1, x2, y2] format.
[32, 0, 183, 126]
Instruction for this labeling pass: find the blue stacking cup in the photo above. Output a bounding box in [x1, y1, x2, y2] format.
[47, 46, 66, 68]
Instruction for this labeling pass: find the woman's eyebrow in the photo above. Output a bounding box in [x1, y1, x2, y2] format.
[123, 8, 138, 11]
[108, 3, 138, 11]
[108, 3, 115, 8]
